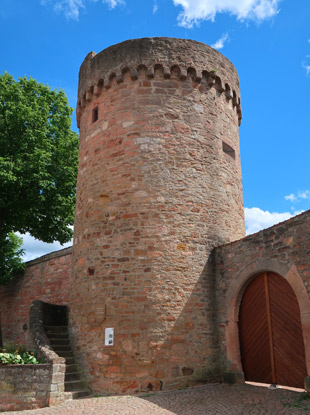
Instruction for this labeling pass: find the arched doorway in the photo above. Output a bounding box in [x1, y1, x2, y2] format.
[239, 271, 307, 388]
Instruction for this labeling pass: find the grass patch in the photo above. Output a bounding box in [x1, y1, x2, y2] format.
[282, 392, 310, 411]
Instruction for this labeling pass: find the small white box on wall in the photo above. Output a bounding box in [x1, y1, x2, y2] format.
[105, 328, 114, 346]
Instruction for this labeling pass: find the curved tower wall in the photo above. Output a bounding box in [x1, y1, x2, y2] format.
[71, 38, 245, 393]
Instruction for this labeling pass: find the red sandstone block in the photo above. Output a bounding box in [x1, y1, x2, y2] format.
[133, 297, 147, 302]
[117, 257, 129, 262]
[113, 380, 138, 393]
[122, 213, 138, 219]
[134, 250, 147, 256]
[167, 315, 176, 322]
[170, 336, 185, 343]
[107, 366, 120, 373]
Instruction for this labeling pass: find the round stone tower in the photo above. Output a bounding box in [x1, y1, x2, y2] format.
[71, 37, 245, 394]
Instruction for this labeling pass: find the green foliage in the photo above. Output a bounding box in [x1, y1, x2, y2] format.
[0, 344, 41, 365]
[0, 233, 25, 284]
[0, 72, 79, 283]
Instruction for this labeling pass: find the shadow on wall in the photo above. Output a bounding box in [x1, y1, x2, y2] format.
[147, 254, 223, 390]
[136, 251, 242, 393]
[140, 254, 221, 392]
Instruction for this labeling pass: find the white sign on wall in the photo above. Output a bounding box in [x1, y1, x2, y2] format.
[105, 328, 114, 346]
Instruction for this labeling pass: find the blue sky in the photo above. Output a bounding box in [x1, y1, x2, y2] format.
[1, 0, 309, 261]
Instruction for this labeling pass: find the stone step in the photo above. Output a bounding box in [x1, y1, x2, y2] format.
[64, 389, 92, 400]
[66, 364, 79, 373]
[57, 350, 74, 358]
[46, 332, 69, 340]
[48, 338, 70, 345]
[74, 389, 92, 399]
[65, 371, 82, 382]
[65, 379, 86, 391]
[52, 344, 71, 352]
[64, 356, 76, 365]
[44, 326, 68, 334]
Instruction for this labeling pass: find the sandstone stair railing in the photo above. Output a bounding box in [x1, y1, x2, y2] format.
[29, 300, 66, 406]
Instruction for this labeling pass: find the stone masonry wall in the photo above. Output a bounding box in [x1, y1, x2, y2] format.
[0, 247, 72, 348]
[215, 210, 310, 378]
[71, 38, 245, 394]
[0, 364, 51, 411]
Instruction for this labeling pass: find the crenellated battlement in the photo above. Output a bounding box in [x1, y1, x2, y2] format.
[76, 37, 242, 128]
[76, 63, 242, 128]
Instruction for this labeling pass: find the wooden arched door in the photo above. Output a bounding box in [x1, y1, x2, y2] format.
[239, 271, 307, 388]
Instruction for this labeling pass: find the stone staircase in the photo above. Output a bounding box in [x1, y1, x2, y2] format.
[44, 325, 91, 399]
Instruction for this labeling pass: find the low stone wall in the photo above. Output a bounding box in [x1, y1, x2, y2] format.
[0, 364, 51, 411]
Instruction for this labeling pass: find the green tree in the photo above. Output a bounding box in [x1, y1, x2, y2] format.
[0, 233, 25, 284]
[0, 72, 79, 283]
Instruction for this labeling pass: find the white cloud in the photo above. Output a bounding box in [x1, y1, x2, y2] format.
[173, 0, 281, 28]
[302, 39, 310, 76]
[284, 193, 296, 202]
[17, 232, 72, 262]
[49, 0, 84, 20]
[285, 190, 310, 202]
[101, 0, 124, 8]
[298, 190, 310, 199]
[41, 0, 123, 20]
[244, 207, 294, 235]
[303, 63, 310, 76]
[211, 33, 229, 49]
[153, 1, 158, 13]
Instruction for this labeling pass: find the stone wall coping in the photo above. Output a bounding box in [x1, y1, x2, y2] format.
[215, 209, 310, 250]
[26, 246, 72, 267]
[0, 363, 51, 369]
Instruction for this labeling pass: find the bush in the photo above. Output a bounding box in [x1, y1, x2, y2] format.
[0, 344, 41, 365]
